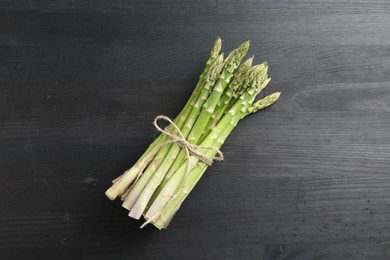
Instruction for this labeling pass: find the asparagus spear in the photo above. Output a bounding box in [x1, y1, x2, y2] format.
[147, 58, 254, 209]
[187, 41, 250, 143]
[197, 56, 254, 145]
[151, 93, 280, 229]
[105, 38, 282, 230]
[147, 65, 279, 228]
[105, 38, 222, 200]
[164, 41, 250, 184]
[128, 42, 251, 218]
[244, 92, 281, 116]
[143, 65, 265, 223]
[124, 54, 225, 216]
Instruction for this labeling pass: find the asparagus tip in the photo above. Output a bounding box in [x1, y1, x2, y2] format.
[242, 55, 254, 67]
[211, 37, 223, 58]
[216, 53, 224, 63]
[237, 40, 250, 58]
[271, 91, 281, 100]
[240, 40, 250, 50]
[215, 36, 222, 45]
[224, 41, 251, 72]
[262, 92, 281, 102]
[254, 91, 281, 110]
[206, 53, 225, 80]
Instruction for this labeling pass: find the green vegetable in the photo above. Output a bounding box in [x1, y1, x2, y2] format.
[105, 38, 222, 200]
[105, 38, 281, 229]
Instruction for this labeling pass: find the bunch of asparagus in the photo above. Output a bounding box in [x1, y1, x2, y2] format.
[105, 38, 281, 229]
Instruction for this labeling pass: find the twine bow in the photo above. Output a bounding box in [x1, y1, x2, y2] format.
[153, 115, 224, 166]
[140, 115, 224, 228]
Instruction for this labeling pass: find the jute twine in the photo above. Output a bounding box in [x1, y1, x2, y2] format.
[139, 115, 224, 228]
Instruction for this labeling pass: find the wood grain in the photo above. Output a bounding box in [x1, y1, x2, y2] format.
[1, 0, 390, 259]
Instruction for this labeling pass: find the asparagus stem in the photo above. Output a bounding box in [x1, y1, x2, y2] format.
[146, 46, 251, 210]
[105, 38, 222, 200]
[153, 92, 281, 229]
[149, 95, 281, 229]
[145, 101, 246, 226]
[144, 65, 264, 223]
[198, 57, 254, 144]
[105, 38, 282, 230]
[149, 66, 275, 228]
[214, 56, 254, 116]
[127, 55, 225, 218]
[164, 41, 250, 183]
[187, 41, 250, 143]
[151, 115, 238, 229]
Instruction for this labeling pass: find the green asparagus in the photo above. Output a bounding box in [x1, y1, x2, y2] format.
[105, 38, 281, 229]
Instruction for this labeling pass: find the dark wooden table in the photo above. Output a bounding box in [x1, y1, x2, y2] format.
[1, 1, 390, 259]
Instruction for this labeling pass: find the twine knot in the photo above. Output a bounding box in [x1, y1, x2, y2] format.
[153, 115, 224, 165]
